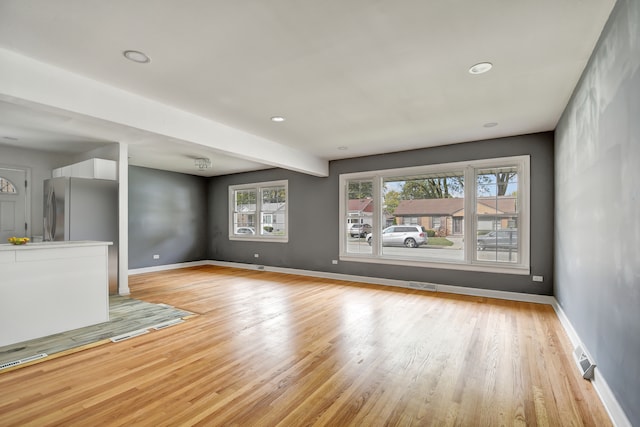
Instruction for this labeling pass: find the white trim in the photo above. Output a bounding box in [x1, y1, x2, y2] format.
[229, 180, 288, 243]
[128, 260, 210, 275]
[126, 259, 628, 426]
[209, 260, 548, 304]
[550, 299, 631, 427]
[338, 155, 530, 273]
[117, 143, 130, 295]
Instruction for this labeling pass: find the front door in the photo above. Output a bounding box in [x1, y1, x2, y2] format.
[0, 168, 28, 242]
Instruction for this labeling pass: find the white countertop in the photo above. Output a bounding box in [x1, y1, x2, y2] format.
[0, 240, 113, 251]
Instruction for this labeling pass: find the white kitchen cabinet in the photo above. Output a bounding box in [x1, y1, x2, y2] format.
[0, 241, 111, 347]
[53, 158, 117, 180]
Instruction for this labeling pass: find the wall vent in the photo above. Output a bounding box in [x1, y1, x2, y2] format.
[256, 265, 265, 270]
[573, 345, 596, 380]
[408, 281, 437, 292]
[0, 353, 48, 371]
[110, 329, 149, 343]
[152, 318, 184, 330]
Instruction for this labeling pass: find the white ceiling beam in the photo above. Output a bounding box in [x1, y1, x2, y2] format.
[0, 48, 328, 177]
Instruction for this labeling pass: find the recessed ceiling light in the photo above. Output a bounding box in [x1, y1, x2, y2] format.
[483, 122, 498, 128]
[123, 50, 151, 64]
[469, 62, 493, 74]
[271, 116, 285, 122]
[337, 146, 348, 151]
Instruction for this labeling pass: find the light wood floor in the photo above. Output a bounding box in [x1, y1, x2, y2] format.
[0, 266, 611, 426]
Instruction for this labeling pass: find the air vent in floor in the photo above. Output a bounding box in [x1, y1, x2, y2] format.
[152, 318, 184, 330]
[110, 329, 149, 343]
[0, 353, 48, 371]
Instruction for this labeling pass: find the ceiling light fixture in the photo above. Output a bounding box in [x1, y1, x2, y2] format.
[271, 116, 285, 122]
[337, 146, 348, 151]
[194, 157, 211, 170]
[469, 62, 493, 75]
[123, 50, 151, 64]
[483, 122, 498, 128]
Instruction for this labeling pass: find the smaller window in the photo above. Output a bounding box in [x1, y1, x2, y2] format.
[229, 180, 288, 242]
[0, 177, 17, 194]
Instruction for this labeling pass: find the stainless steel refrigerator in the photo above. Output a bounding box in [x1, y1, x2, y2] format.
[43, 177, 119, 294]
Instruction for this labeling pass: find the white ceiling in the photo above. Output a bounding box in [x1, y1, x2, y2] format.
[0, 0, 616, 177]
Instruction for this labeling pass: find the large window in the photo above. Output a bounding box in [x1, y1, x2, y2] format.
[229, 180, 288, 242]
[339, 156, 530, 274]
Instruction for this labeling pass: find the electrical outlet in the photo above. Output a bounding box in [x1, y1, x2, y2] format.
[532, 275, 544, 282]
[254, 253, 259, 258]
[332, 260, 338, 265]
[153, 254, 160, 260]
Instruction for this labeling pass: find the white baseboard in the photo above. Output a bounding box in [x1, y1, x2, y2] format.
[550, 299, 631, 427]
[205, 260, 554, 304]
[128, 260, 210, 275]
[129, 259, 630, 426]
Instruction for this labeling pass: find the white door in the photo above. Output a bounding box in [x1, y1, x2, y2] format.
[0, 168, 28, 242]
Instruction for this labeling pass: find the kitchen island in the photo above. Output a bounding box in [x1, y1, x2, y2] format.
[0, 241, 111, 347]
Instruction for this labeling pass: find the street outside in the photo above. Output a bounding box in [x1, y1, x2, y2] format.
[346, 236, 519, 263]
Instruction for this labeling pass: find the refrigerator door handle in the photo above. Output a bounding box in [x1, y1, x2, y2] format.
[44, 186, 56, 241]
[44, 186, 51, 241]
[50, 189, 57, 240]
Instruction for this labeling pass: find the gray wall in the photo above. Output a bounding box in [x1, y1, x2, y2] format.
[129, 166, 208, 269]
[0, 144, 69, 237]
[555, 0, 640, 424]
[209, 132, 554, 295]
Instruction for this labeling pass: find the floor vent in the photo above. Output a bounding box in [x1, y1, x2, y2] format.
[0, 353, 48, 371]
[152, 318, 184, 330]
[408, 281, 438, 291]
[573, 345, 596, 380]
[110, 329, 149, 343]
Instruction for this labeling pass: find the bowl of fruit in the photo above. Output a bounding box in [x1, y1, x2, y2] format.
[8, 237, 30, 245]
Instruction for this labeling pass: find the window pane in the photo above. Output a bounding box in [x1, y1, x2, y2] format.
[476, 166, 519, 263]
[0, 177, 17, 194]
[261, 186, 286, 235]
[346, 180, 373, 254]
[234, 189, 256, 234]
[381, 172, 464, 261]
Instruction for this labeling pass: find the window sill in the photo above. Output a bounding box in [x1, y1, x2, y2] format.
[229, 236, 288, 243]
[339, 254, 530, 275]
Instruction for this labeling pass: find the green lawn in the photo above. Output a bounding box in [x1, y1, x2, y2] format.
[426, 237, 454, 246]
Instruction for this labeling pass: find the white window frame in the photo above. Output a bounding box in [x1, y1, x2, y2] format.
[229, 180, 288, 243]
[339, 156, 530, 275]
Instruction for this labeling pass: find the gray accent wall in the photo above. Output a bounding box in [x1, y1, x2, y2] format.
[555, 0, 640, 424]
[209, 132, 554, 295]
[129, 166, 208, 269]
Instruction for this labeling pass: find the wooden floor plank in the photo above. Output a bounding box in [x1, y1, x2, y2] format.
[0, 265, 611, 426]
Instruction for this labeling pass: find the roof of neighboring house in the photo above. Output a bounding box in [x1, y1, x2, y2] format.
[480, 197, 516, 214]
[394, 197, 516, 216]
[394, 198, 464, 215]
[348, 198, 374, 213]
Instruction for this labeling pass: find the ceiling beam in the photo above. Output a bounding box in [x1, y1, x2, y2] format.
[0, 48, 328, 177]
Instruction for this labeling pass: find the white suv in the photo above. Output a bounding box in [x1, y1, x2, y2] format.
[366, 225, 428, 248]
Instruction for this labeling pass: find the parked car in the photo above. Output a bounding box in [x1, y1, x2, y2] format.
[477, 229, 518, 250]
[366, 225, 428, 248]
[350, 223, 373, 237]
[235, 226, 255, 235]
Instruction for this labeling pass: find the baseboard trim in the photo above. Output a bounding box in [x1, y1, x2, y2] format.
[129, 259, 629, 426]
[128, 260, 210, 275]
[205, 260, 554, 305]
[549, 299, 631, 427]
